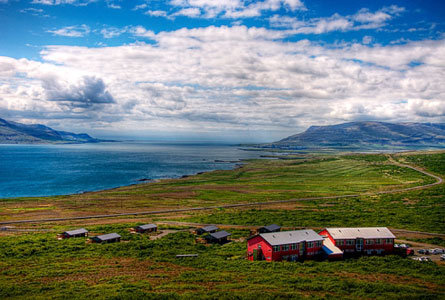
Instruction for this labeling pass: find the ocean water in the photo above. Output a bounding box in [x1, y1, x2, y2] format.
[0, 142, 268, 198]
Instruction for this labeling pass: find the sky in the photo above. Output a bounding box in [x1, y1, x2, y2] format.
[0, 0, 444, 142]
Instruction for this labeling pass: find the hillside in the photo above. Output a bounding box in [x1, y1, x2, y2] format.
[265, 121, 445, 149]
[0, 117, 103, 144]
[0, 151, 444, 299]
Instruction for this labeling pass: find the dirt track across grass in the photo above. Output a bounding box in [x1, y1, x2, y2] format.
[0, 156, 442, 226]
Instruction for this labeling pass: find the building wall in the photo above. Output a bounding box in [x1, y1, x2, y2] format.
[247, 235, 273, 261]
[247, 236, 323, 261]
[322, 230, 395, 254]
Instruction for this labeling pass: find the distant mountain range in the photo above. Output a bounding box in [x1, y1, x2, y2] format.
[0, 117, 106, 144]
[262, 121, 445, 150]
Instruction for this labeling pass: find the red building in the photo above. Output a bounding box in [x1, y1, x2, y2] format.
[319, 227, 395, 255]
[247, 229, 324, 261]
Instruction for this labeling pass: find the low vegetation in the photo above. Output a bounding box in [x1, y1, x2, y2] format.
[0, 224, 444, 299]
[0, 151, 444, 298]
[0, 153, 436, 222]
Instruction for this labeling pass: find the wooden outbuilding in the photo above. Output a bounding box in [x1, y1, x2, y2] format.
[247, 229, 324, 262]
[319, 227, 395, 256]
[58, 228, 88, 240]
[258, 224, 281, 234]
[133, 224, 157, 233]
[90, 233, 121, 244]
[205, 230, 231, 244]
[196, 225, 218, 235]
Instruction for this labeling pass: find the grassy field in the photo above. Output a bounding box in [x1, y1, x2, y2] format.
[0, 153, 435, 222]
[181, 152, 445, 233]
[0, 151, 444, 299]
[0, 224, 444, 299]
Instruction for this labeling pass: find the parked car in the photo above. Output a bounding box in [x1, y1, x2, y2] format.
[413, 256, 431, 262]
[432, 248, 444, 254]
[440, 254, 445, 261]
[406, 248, 414, 256]
[418, 249, 429, 255]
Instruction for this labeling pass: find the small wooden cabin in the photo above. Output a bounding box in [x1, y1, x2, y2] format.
[90, 233, 121, 244]
[258, 224, 281, 234]
[133, 224, 157, 233]
[196, 225, 218, 235]
[205, 230, 231, 244]
[58, 228, 88, 240]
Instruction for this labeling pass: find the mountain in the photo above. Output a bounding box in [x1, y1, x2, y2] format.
[0, 117, 104, 144]
[264, 121, 445, 150]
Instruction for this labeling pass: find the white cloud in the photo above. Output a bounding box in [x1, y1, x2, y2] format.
[145, 10, 168, 17]
[48, 25, 90, 37]
[269, 5, 405, 34]
[133, 3, 147, 10]
[107, 3, 121, 9]
[156, 0, 306, 19]
[1, 25, 444, 138]
[172, 7, 201, 17]
[100, 27, 127, 38]
[31, 0, 95, 5]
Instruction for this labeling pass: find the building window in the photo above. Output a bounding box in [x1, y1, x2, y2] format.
[315, 241, 322, 247]
[346, 240, 354, 245]
[375, 239, 382, 245]
[366, 239, 374, 245]
[386, 239, 393, 244]
[336, 239, 343, 246]
[273, 246, 280, 252]
[282, 244, 289, 251]
[307, 242, 313, 248]
[291, 243, 297, 250]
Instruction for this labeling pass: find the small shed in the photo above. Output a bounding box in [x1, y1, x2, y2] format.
[196, 225, 219, 235]
[58, 228, 88, 240]
[133, 224, 157, 233]
[90, 233, 121, 244]
[258, 224, 281, 234]
[205, 230, 231, 244]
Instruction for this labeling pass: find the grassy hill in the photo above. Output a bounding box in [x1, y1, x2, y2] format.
[0, 151, 444, 299]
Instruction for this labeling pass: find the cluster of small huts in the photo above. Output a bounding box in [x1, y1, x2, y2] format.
[195, 225, 231, 244]
[57, 223, 158, 243]
[247, 225, 396, 261]
[57, 223, 231, 245]
[58, 222, 397, 263]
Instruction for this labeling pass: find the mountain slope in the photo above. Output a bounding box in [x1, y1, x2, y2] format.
[267, 121, 445, 149]
[0, 118, 103, 144]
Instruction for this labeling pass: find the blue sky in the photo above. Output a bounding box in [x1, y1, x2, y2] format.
[0, 0, 444, 142]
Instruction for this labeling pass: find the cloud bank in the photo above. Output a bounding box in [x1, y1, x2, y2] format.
[0, 24, 444, 140]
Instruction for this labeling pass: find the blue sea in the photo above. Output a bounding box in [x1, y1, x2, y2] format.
[0, 142, 269, 198]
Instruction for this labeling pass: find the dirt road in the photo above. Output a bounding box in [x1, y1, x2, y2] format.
[0, 157, 442, 225]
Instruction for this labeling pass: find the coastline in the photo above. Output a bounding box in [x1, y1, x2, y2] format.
[0, 155, 251, 200]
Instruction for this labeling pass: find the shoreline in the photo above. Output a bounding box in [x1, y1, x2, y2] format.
[0, 159, 249, 201]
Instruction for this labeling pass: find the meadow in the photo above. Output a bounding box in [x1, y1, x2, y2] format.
[0, 153, 436, 222]
[0, 151, 444, 299]
[0, 224, 444, 299]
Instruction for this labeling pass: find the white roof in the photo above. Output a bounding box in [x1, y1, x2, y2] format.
[95, 233, 121, 241]
[322, 237, 343, 256]
[64, 228, 88, 235]
[138, 224, 157, 230]
[260, 229, 323, 246]
[325, 227, 395, 239]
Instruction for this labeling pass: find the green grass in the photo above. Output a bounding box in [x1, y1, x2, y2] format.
[0, 151, 444, 299]
[0, 225, 444, 299]
[0, 154, 435, 221]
